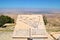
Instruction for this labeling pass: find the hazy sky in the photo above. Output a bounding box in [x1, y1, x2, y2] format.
[0, 0, 60, 9]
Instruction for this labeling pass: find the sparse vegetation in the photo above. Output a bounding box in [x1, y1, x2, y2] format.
[0, 15, 14, 27]
[43, 16, 48, 25]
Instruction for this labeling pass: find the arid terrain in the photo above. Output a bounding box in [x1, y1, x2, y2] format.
[45, 14, 60, 32]
[0, 13, 60, 40]
[0, 13, 60, 32]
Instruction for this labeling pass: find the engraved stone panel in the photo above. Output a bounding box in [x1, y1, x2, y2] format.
[13, 15, 48, 40]
[14, 29, 29, 37]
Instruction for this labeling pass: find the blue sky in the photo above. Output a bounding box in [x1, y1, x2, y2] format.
[0, 0, 60, 9]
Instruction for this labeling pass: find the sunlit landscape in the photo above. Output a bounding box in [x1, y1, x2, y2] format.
[0, 0, 60, 40]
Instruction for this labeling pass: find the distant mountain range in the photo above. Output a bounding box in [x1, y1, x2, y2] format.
[0, 8, 60, 14]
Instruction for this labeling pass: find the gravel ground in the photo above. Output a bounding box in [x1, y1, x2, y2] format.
[0, 31, 13, 40]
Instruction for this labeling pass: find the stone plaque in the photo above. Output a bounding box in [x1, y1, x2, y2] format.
[13, 14, 48, 39]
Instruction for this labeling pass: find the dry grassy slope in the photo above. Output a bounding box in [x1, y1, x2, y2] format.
[44, 14, 60, 32]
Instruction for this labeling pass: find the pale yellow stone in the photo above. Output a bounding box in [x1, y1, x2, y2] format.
[13, 14, 54, 40]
